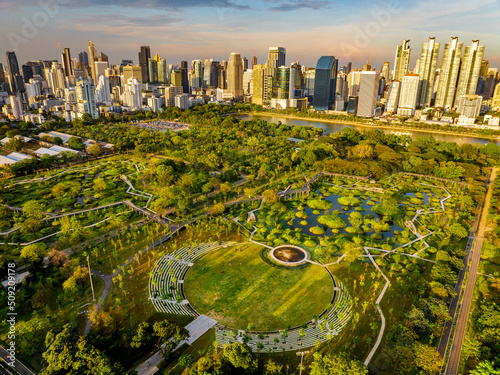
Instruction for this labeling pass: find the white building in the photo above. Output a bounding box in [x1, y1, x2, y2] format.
[456, 95, 482, 119]
[25, 79, 42, 99]
[9, 95, 23, 120]
[95, 61, 109, 79]
[122, 78, 142, 108]
[147, 96, 165, 112]
[243, 69, 253, 95]
[357, 71, 380, 117]
[385, 80, 401, 114]
[164, 85, 183, 107]
[397, 74, 420, 117]
[95, 75, 111, 103]
[76, 78, 98, 119]
[175, 94, 190, 110]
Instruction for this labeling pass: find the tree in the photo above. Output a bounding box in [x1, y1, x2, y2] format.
[470, 361, 500, 375]
[21, 243, 47, 263]
[23, 200, 45, 219]
[68, 137, 85, 151]
[179, 354, 194, 368]
[448, 223, 468, 239]
[52, 136, 63, 145]
[223, 342, 257, 371]
[265, 359, 283, 374]
[87, 143, 103, 157]
[262, 189, 280, 204]
[5, 137, 25, 151]
[131, 322, 152, 348]
[413, 342, 443, 374]
[310, 352, 368, 375]
[209, 202, 225, 216]
[152, 320, 189, 359]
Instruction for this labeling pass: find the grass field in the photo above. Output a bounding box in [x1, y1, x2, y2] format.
[184, 243, 334, 331]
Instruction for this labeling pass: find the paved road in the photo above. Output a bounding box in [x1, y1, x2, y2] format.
[0, 345, 34, 375]
[445, 167, 497, 375]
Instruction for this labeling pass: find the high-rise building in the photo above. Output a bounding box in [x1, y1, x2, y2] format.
[95, 75, 111, 103]
[266, 47, 286, 76]
[416, 37, 440, 108]
[180, 61, 189, 94]
[242, 57, 249, 71]
[148, 54, 160, 83]
[25, 79, 42, 99]
[304, 69, 315, 98]
[138, 46, 151, 83]
[122, 66, 143, 84]
[313, 56, 338, 111]
[9, 95, 23, 120]
[122, 78, 142, 108]
[158, 59, 167, 84]
[291, 61, 305, 90]
[243, 69, 253, 95]
[22, 65, 34, 83]
[0, 63, 6, 85]
[61, 48, 73, 77]
[191, 60, 203, 89]
[76, 78, 97, 119]
[397, 74, 420, 117]
[78, 51, 89, 67]
[88, 41, 98, 83]
[492, 83, 500, 110]
[380, 62, 390, 80]
[435, 37, 463, 109]
[393, 40, 411, 81]
[347, 70, 362, 96]
[47, 62, 66, 96]
[385, 80, 401, 114]
[251, 55, 257, 68]
[94, 61, 109, 79]
[358, 71, 380, 117]
[272, 66, 293, 100]
[227, 53, 244, 99]
[456, 94, 482, 118]
[171, 70, 182, 86]
[5, 51, 24, 93]
[456, 40, 485, 102]
[252, 64, 266, 105]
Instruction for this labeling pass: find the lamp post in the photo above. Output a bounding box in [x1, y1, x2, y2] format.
[296, 350, 309, 375]
[87, 255, 96, 301]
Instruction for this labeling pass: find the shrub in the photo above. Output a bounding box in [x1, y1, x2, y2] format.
[310, 226, 325, 235]
[338, 196, 361, 206]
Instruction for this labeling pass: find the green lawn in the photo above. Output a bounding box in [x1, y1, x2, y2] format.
[184, 243, 333, 331]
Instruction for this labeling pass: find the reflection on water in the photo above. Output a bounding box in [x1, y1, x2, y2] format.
[239, 114, 499, 146]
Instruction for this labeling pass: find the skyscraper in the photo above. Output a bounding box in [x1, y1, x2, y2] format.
[384, 80, 401, 114]
[191, 60, 203, 88]
[0, 63, 6, 85]
[180, 61, 189, 94]
[435, 37, 462, 109]
[95, 75, 111, 103]
[272, 66, 292, 100]
[266, 47, 286, 76]
[397, 74, 420, 116]
[138, 46, 151, 83]
[393, 40, 411, 81]
[251, 55, 257, 68]
[380, 62, 390, 80]
[242, 57, 249, 71]
[76, 78, 97, 119]
[148, 54, 160, 83]
[456, 40, 485, 101]
[5, 51, 24, 93]
[313, 56, 338, 111]
[227, 53, 244, 99]
[78, 51, 89, 67]
[492, 83, 500, 110]
[88, 41, 98, 83]
[358, 71, 380, 117]
[252, 64, 266, 105]
[61, 48, 73, 77]
[158, 59, 167, 84]
[416, 37, 440, 108]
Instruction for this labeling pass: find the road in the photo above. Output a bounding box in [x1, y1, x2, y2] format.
[445, 167, 497, 375]
[0, 345, 34, 375]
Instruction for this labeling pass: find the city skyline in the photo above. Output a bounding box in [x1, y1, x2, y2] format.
[0, 0, 499, 69]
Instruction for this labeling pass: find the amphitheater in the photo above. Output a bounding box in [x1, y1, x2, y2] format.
[149, 242, 353, 352]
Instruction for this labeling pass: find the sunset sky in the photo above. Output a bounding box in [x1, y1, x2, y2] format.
[1, 0, 499, 70]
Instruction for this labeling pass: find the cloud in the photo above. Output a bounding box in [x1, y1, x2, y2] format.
[0, 0, 250, 10]
[72, 14, 182, 28]
[268, 0, 334, 11]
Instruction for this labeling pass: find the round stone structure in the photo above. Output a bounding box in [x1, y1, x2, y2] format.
[269, 245, 310, 266]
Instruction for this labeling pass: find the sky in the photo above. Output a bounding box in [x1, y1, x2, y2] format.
[0, 0, 499, 70]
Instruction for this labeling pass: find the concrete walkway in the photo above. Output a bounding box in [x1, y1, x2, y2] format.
[135, 315, 217, 375]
